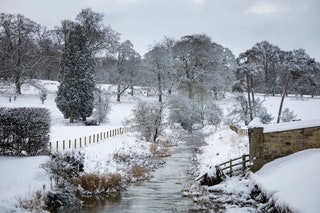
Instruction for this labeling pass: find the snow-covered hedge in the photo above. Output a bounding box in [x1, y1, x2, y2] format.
[0, 107, 51, 156]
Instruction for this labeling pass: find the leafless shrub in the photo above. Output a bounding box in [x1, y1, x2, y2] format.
[149, 143, 170, 157]
[149, 143, 158, 154]
[157, 146, 170, 157]
[74, 172, 122, 193]
[18, 190, 47, 213]
[131, 164, 148, 180]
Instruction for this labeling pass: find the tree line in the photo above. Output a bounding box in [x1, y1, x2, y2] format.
[1, 8, 319, 127]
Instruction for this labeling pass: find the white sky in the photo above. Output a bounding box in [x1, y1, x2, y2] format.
[1, 0, 319, 61]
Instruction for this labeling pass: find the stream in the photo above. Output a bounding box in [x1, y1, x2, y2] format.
[77, 133, 203, 212]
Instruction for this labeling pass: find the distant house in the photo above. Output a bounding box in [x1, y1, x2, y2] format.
[248, 119, 320, 171]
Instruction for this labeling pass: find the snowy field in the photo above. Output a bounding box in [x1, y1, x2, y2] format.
[0, 81, 158, 211]
[1, 80, 320, 212]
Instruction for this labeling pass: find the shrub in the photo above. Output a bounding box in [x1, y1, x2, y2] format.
[149, 143, 170, 157]
[74, 173, 122, 194]
[131, 101, 163, 142]
[18, 190, 47, 213]
[149, 143, 158, 155]
[0, 107, 51, 156]
[281, 107, 297, 122]
[157, 147, 170, 157]
[131, 164, 148, 180]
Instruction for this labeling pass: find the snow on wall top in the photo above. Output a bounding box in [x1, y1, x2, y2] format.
[249, 119, 320, 133]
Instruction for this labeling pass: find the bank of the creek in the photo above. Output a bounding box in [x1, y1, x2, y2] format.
[57, 133, 204, 213]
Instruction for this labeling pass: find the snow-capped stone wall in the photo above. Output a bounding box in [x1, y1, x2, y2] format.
[248, 119, 320, 171]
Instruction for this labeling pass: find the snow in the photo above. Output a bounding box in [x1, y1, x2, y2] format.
[0, 156, 51, 212]
[253, 149, 320, 212]
[82, 132, 152, 175]
[263, 119, 320, 133]
[248, 116, 320, 133]
[197, 125, 249, 177]
[0, 81, 154, 211]
[1, 81, 320, 212]
[257, 94, 320, 121]
[195, 93, 320, 211]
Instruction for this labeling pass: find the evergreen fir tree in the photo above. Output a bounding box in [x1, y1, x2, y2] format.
[55, 24, 95, 123]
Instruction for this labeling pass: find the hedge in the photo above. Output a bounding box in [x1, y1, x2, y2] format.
[0, 107, 51, 156]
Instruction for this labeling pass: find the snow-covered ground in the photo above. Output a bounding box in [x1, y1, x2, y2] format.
[1, 81, 320, 212]
[0, 81, 158, 211]
[0, 156, 51, 212]
[254, 149, 320, 213]
[193, 94, 320, 212]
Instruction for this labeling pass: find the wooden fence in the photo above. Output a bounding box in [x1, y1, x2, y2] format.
[48, 126, 139, 153]
[217, 154, 251, 177]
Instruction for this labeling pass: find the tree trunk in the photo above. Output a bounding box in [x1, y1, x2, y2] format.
[130, 85, 134, 96]
[117, 85, 121, 102]
[157, 71, 162, 103]
[69, 112, 74, 123]
[277, 74, 290, 123]
[246, 74, 253, 122]
[251, 77, 256, 117]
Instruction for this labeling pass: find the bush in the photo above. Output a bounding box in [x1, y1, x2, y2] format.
[131, 164, 148, 180]
[132, 101, 163, 142]
[18, 190, 47, 213]
[149, 143, 170, 157]
[281, 108, 297, 122]
[74, 173, 122, 194]
[0, 107, 51, 156]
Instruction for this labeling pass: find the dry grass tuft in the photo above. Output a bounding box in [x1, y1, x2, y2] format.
[149, 143, 158, 154]
[131, 164, 148, 179]
[157, 146, 170, 157]
[149, 143, 170, 157]
[74, 172, 122, 193]
[18, 190, 46, 213]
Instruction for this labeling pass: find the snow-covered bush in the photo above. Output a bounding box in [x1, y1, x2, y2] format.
[92, 88, 111, 124]
[18, 190, 46, 213]
[168, 95, 201, 131]
[0, 107, 51, 156]
[281, 107, 297, 122]
[131, 101, 163, 142]
[256, 105, 274, 124]
[39, 89, 47, 104]
[45, 152, 84, 187]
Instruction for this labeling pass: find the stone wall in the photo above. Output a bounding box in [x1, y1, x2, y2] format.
[249, 126, 320, 172]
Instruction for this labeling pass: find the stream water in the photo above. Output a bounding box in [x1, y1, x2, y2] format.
[76, 133, 203, 213]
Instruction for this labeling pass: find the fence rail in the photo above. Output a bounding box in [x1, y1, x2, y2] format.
[217, 154, 251, 177]
[48, 126, 139, 153]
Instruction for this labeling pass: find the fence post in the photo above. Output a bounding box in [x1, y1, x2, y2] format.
[89, 135, 91, 144]
[242, 155, 246, 171]
[56, 141, 58, 153]
[100, 133, 102, 140]
[97, 134, 99, 142]
[104, 132, 106, 139]
[74, 139, 77, 149]
[69, 140, 71, 149]
[84, 137, 86, 146]
[93, 134, 95, 143]
[229, 159, 233, 177]
[80, 138, 82, 148]
[63, 140, 65, 151]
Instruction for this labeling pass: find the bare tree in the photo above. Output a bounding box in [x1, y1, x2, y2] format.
[144, 44, 171, 102]
[114, 40, 140, 102]
[0, 13, 43, 94]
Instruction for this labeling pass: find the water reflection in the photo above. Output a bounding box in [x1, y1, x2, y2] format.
[81, 193, 121, 212]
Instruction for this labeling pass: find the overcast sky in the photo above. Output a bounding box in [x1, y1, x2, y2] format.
[1, 0, 319, 61]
